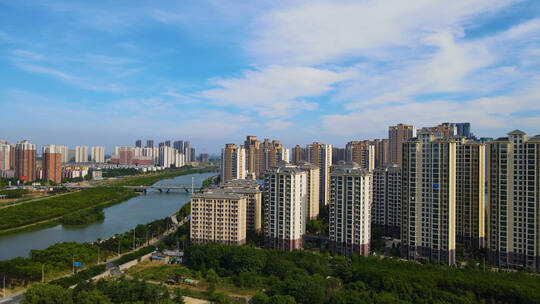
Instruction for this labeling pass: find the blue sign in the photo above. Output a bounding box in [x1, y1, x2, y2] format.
[433, 184, 439, 189]
[74, 262, 82, 267]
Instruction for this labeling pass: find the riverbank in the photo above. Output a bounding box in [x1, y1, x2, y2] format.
[106, 166, 218, 187]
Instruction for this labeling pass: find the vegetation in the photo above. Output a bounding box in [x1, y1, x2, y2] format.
[60, 207, 105, 226]
[184, 243, 540, 304]
[113, 246, 155, 266]
[201, 175, 219, 188]
[0, 188, 28, 198]
[101, 168, 142, 178]
[50, 264, 107, 288]
[109, 166, 218, 187]
[0, 187, 135, 231]
[24, 278, 185, 304]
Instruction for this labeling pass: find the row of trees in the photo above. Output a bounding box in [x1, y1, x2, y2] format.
[184, 243, 540, 304]
[0, 187, 136, 231]
[60, 207, 105, 226]
[24, 278, 185, 304]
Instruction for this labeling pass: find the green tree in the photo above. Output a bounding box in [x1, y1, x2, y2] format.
[269, 295, 297, 304]
[205, 268, 219, 283]
[252, 293, 270, 304]
[23, 283, 73, 304]
[74, 289, 112, 304]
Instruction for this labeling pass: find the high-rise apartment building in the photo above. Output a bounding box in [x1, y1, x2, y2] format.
[372, 165, 401, 238]
[173, 140, 184, 152]
[0, 142, 11, 171]
[159, 146, 173, 168]
[244, 136, 261, 175]
[442, 122, 471, 138]
[146, 140, 154, 148]
[345, 141, 375, 171]
[297, 161, 320, 220]
[307, 142, 332, 205]
[329, 162, 372, 256]
[422, 125, 456, 139]
[75, 146, 88, 163]
[190, 190, 247, 245]
[401, 131, 456, 265]
[456, 139, 485, 248]
[389, 123, 416, 166]
[91, 146, 105, 163]
[221, 179, 263, 234]
[221, 144, 246, 183]
[15, 140, 36, 182]
[135, 140, 142, 148]
[263, 165, 306, 251]
[42, 145, 62, 183]
[373, 138, 389, 168]
[190, 147, 196, 162]
[165, 140, 171, 147]
[292, 145, 306, 164]
[487, 130, 539, 271]
[332, 147, 346, 164]
[183, 141, 191, 163]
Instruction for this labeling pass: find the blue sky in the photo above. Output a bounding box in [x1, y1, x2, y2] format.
[0, 0, 539, 154]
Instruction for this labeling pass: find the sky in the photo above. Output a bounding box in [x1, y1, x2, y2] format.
[0, 0, 539, 154]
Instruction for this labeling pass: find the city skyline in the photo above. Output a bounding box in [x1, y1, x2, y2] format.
[1, 1, 539, 152]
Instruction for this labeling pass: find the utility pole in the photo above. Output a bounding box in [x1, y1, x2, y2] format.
[72, 255, 74, 274]
[97, 247, 100, 264]
[118, 240, 121, 256]
[3, 275, 6, 299]
[133, 229, 136, 249]
[42, 264, 44, 283]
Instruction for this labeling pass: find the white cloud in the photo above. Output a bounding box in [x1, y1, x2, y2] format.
[249, 0, 518, 65]
[265, 119, 293, 130]
[199, 65, 354, 117]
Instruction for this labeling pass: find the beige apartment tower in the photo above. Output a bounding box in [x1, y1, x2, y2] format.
[487, 130, 539, 271]
[221, 144, 246, 183]
[307, 142, 332, 206]
[190, 190, 247, 245]
[389, 123, 416, 166]
[373, 139, 389, 168]
[329, 162, 372, 256]
[401, 131, 456, 265]
[292, 145, 306, 164]
[372, 165, 401, 238]
[297, 161, 320, 220]
[263, 165, 307, 251]
[345, 141, 375, 172]
[221, 179, 262, 234]
[456, 139, 485, 248]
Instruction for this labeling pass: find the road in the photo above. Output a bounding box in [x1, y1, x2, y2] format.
[0, 292, 23, 304]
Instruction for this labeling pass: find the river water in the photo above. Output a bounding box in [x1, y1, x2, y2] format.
[0, 172, 215, 260]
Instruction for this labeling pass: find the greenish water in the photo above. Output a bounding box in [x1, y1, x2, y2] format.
[0, 172, 214, 260]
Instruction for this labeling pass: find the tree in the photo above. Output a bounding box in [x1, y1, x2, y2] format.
[252, 293, 270, 304]
[269, 295, 297, 304]
[23, 283, 73, 304]
[173, 288, 185, 304]
[205, 268, 219, 283]
[74, 289, 112, 304]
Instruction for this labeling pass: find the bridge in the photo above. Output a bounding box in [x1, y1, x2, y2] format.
[123, 185, 202, 193]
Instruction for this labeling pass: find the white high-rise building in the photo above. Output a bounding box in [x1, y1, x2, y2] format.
[56, 145, 69, 163]
[263, 164, 306, 251]
[91, 146, 105, 163]
[159, 146, 173, 168]
[0, 142, 11, 172]
[372, 165, 401, 238]
[75, 146, 88, 163]
[329, 162, 372, 256]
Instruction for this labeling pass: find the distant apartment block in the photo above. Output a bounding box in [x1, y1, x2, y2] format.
[75, 146, 88, 163]
[190, 190, 246, 245]
[372, 138, 389, 168]
[146, 139, 154, 148]
[297, 161, 320, 221]
[372, 165, 401, 238]
[329, 162, 372, 256]
[110, 146, 152, 166]
[263, 165, 306, 251]
[442, 122, 471, 138]
[221, 179, 262, 234]
[15, 140, 36, 182]
[221, 144, 246, 183]
[135, 139, 142, 148]
[91, 146, 105, 163]
[487, 130, 539, 271]
[291, 144, 306, 164]
[0, 141, 11, 171]
[401, 131, 456, 265]
[389, 123, 416, 166]
[345, 141, 374, 171]
[42, 145, 62, 183]
[307, 142, 332, 206]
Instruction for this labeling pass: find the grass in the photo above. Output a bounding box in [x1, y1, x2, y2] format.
[109, 166, 218, 187]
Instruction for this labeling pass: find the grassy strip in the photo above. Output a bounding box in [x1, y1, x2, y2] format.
[0, 189, 28, 198]
[49, 264, 107, 288]
[113, 246, 155, 266]
[109, 166, 218, 187]
[0, 219, 61, 237]
[0, 187, 135, 231]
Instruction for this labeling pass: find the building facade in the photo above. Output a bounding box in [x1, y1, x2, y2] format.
[91, 146, 105, 163]
[42, 145, 62, 183]
[487, 130, 539, 271]
[329, 162, 372, 256]
[190, 190, 247, 245]
[221, 179, 262, 234]
[297, 161, 320, 221]
[75, 146, 88, 163]
[389, 123, 416, 166]
[15, 140, 37, 182]
[307, 142, 332, 206]
[372, 165, 401, 238]
[221, 144, 246, 183]
[456, 139, 485, 248]
[292, 144, 306, 164]
[263, 165, 306, 251]
[401, 131, 457, 265]
[0, 141, 11, 171]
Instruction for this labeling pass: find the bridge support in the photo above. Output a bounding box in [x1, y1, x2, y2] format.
[166, 189, 169, 193]
[158, 189, 162, 193]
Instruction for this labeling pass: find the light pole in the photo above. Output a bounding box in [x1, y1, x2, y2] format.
[3, 275, 5, 299]
[42, 264, 44, 283]
[97, 247, 100, 264]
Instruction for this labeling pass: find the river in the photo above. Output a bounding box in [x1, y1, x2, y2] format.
[0, 172, 216, 260]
